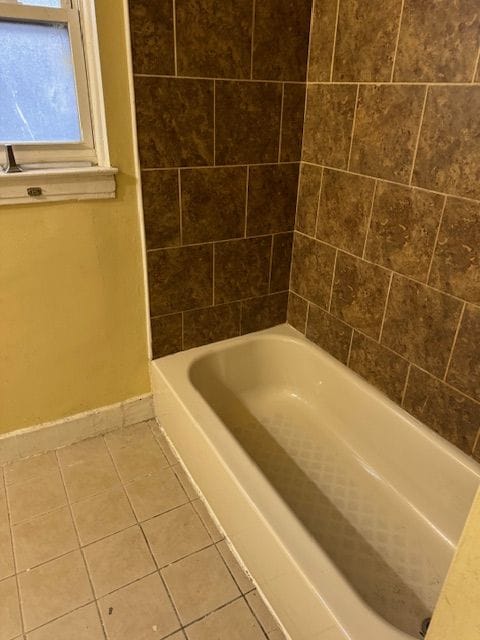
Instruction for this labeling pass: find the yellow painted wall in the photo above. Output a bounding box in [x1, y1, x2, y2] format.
[0, 0, 150, 434]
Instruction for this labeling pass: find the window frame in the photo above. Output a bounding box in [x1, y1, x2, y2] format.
[0, 0, 116, 205]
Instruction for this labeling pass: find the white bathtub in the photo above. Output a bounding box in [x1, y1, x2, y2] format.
[150, 325, 480, 640]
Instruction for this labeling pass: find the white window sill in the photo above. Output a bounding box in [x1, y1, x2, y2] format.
[0, 166, 118, 206]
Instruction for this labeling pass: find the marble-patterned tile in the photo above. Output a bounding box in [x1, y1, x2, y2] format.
[214, 237, 272, 304]
[382, 275, 463, 377]
[247, 164, 299, 236]
[331, 253, 391, 339]
[129, 0, 175, 75]
[151, 313, 183, 359]
[176, 0, 252, 78]
[280, 84, 306, 162]
[135, 77, 214, 168]
[148, 245, 213, 316]
[316, 169, 375, 256]
[181, 167, 247, 244]
[270, 232, 294, 293]
[447, 304, 480, 403]
[413, 86, 480, 201]
[306, 304, 353, 364]
[290, 234, 336, 309]
[366, 182, 444, 281]
[252, 0, 311, 81]
[429, 197, 480, 304]
[215, 81, 282, 165]
[142, 170, 180, 251]
[287, 292, 308, 333]
[308, 0, 338, 82]
[350, 84, 426, 183]
[241, 292, 288, 334]
[296, 164, 322, 237]
[333, 0, 402, 81]
[403, 367, 480, 455]
[394, 0, 480, 82]
[303, 85, 357, 169]
[183, 303, 241, 349]
[348, 332, 409, 404]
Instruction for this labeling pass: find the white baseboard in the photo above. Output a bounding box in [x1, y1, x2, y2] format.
[0, 394, 154, 464]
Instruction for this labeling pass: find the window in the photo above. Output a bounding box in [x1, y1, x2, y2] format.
[0, 0, 117, 204]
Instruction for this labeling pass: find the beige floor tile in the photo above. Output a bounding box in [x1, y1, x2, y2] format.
[186, 598, 265, 640]
[192, 500, 223, 543]
[0, 524, 14, 580]
[7, 469, 66, 524]
[18, 550, 92, 632]
[0, 576, 22, 640]
[26, 603, 104, 640]
[152, 428, 178, 466]
[162, 546, 240, 625]
[0, 490, 8, 528]
[57, 438, 118, 502]
[72, 485, 135, 545]
[83, 525, 155, 597]
[125, 468, 188, 522]
[99, 572, 179, 640]
[5, 452, 58, 486]
[172, 465, 198, 501]
[246, 591, 280, 635]
[105, 423, 169, 481]
[13, 506, 78, 572]
[216, 541, 253, 594]
[143, 503, 211, 568]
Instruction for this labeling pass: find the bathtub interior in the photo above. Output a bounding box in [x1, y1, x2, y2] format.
[188, 333, 479, 637]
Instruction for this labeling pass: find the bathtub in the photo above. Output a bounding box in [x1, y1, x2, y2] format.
[150, 324, 480, 640]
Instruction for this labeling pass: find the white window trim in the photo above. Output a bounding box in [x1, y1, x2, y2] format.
[0, 0, 117, 205]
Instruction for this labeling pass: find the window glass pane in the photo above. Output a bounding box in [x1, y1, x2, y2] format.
[16, 1, 63, 7]
[0, 20, 81, 144]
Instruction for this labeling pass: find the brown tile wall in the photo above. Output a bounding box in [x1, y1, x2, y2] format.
[290, 0, 480, 460]
[129, 0, 310, 358]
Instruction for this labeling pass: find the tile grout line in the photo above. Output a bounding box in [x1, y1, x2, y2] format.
[327, 249, 338, 312]
[177, 168, 183, 245]
[304, 81, 480, 86]
[425, 195, 447, 284]
[472, 428, 480, 458]
[443, 301, 466, 382]
[54, 449, 109, 640]
[134, 72, 305, 85]
[268, 235, 274, 294]
[471, 44, 480, 83]
[277, 83, 285, 162]
[213, 79, 216, 166]
[304, 301, 311, 335]
[400, 363, 412, 407]
[346, 84, 360, 171]
[250, 0, 256, 80]
[361, 180, 377, 259]
[3, 466, 27, 640]
[378, 270, 394, 343]
[244, 165, 250, 238]
[142, 160, 311, 172]
[172, 0, 178, 77]
[389, 0, 405, 82]
[212, 243, 216, 307]
[346, 329, 355, 367]
[408, 85, 429, 186]
[329, 0, 340, 82]
[313, 166, 325, 238]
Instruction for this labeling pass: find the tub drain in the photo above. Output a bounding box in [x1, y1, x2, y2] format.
[419, 617, 431, 638]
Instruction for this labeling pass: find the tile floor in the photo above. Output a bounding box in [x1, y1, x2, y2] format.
[0, 420, 286, 640]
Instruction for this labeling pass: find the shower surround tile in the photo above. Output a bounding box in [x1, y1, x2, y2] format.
[181, 167, 247, 244]
[365, 183, 444, 281]
[350, 84, 426, 183]
[240, 292, 289, 334]
[306, 305, 352, 364]
[175, 0, 252, 78]
[332, 0, 402, 81]
[413, 86, 480, 200]
[128, 0, 175, 75]
[134, 77, 214, 168]
[429, 197, 480, 304]
[151, 313, 183, 359]
[252, 0, 311, 81]
[308, 0, 338, 81]
[287, 292, 308, 333]
[316, 169, 375, 256]
[215, 81, 282, 165]
[381, 276, 463, 377]
[183, 303, 241, 350]
[447, 304, 480, 403]
[141, 170, 180, 250]
[270, 233, 294, 293]
[296, 164, 322, 236]
[303, 84, 357, 168]
[290, 234, 336, 309]
[280, 84, 307, 162]
[394, 0, 480, 82]
[247, 164, 299, 236]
